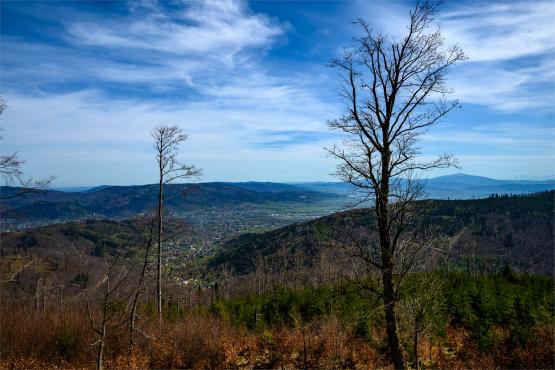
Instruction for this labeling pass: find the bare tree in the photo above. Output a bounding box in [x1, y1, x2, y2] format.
[84, 254, 132, 370]
[327, 2, 465, 368]
[0, 98, 24, 185]
[0, 97, 53, 198]
[151, 125, 201, 323]
[129, 213, 156, 346]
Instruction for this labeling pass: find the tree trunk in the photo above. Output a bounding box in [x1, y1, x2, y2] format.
[129, 302, 136, 346]
[97, 336, 105, 370]
[413, 328, 419, 370]
[35, 276, 40, 312]
[157, 167, 163, 323]
[97, 272, 109, 370]
[378, 151, 406, 370]
[382, 268, 405, 370]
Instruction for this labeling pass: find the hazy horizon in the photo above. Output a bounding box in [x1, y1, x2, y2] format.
[31, 172, 555, 190]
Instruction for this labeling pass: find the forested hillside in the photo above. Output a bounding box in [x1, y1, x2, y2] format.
[209, 191, 555, 276]
[0, 183, 342, 228]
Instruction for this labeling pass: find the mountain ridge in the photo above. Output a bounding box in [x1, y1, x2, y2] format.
[2, 174, 553, 229]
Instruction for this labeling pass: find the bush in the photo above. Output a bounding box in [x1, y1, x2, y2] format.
[55, 324, 79, 360]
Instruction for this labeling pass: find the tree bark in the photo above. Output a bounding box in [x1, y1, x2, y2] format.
[378, 151, 406, 370]
[129, 223, 153, 346]
[413, 329, 419, 370]
[97, 336, 105, 370]
[157, 165, 163, 323]
[35, 275, 40, 312]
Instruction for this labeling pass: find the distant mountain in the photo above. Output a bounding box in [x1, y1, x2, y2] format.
[230, 182, 311, 193]
[2, 174, 553, 228]
[1, 182, 343, 226]
[52, 186, 95, 193]
[208, 191, 555, 276]
[423, 173, 555, 199]
[289, 182, 355, 195]
[83, 185, 113, 193]
[428, 173, 502, 186]
[293, 173, 555, 199]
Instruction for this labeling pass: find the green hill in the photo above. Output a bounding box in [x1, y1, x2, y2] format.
[208, 191, 555, 275]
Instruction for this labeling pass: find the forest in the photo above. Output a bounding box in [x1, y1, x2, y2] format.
[0, 269, 553, 369]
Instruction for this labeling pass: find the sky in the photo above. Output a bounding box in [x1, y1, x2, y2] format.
[1, 0, 554, 186]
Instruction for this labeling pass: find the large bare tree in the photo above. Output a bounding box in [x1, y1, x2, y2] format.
[151, 125, 201, 323]
[327, 2, 465, 368]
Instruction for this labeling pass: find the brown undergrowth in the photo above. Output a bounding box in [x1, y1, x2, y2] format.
[0, 308, 552, 369]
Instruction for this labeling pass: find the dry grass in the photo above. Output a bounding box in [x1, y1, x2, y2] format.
[0, 306, 552, 369]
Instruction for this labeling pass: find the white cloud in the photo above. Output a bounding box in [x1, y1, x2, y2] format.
[449, 57, 555, 111]
[3, 0, 287, 91]
[2, 0, 554, 184]
[1, 84, 338, 185]
[356, 0, 555, 112]
[66, 0, 284, 62]
[440, 1, 555, 62]
[439, 1, 555, 112]
[423, 122, 555, 150]
[1, 0, 341, 185]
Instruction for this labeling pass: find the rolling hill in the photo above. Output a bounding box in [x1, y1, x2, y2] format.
[208, 191, 555, 276]
[0, 191, 553, 301]
[1, 182, 343, 227]
[2, 174, 553, 231]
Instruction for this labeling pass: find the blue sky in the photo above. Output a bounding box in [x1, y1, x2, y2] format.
[1, 0, 554, 186]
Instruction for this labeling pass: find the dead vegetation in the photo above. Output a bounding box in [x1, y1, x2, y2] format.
[0, 303, 552, 369]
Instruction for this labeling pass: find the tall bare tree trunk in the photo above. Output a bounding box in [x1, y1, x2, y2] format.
[151, 124, 201, 324]
[97, 332, 105, 370]
[157, 167, 163, 323]
[327, 3, 464, 366]
[413, 329, 419, 370]
[97, 273, 109, 370]
[379, 155, 405, 370]
[35, 275, 40, 312]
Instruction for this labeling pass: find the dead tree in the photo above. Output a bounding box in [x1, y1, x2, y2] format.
[0, 97, 53, 198]
[129, 213, 156, 346]
[85, 254, 131, 370]
[151, 125, 201, 323]
[327, 2, 465, 368]
[0, 98, 25, 185]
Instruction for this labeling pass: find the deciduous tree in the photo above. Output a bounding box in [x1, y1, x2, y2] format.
[151, 125, 201, 323]
[327, 2, 465, 368]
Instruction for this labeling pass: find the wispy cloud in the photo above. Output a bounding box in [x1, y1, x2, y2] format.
[423, 122, 555, 149]
[357, 0, 555, 112]
[440, 1, 555, 62]
[3, 0, 286, 91]
[1, 0, 554, 184]
[66, 0, 285, 60]
[2, 86, 337, 185]
[1, 0, 340, 184]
